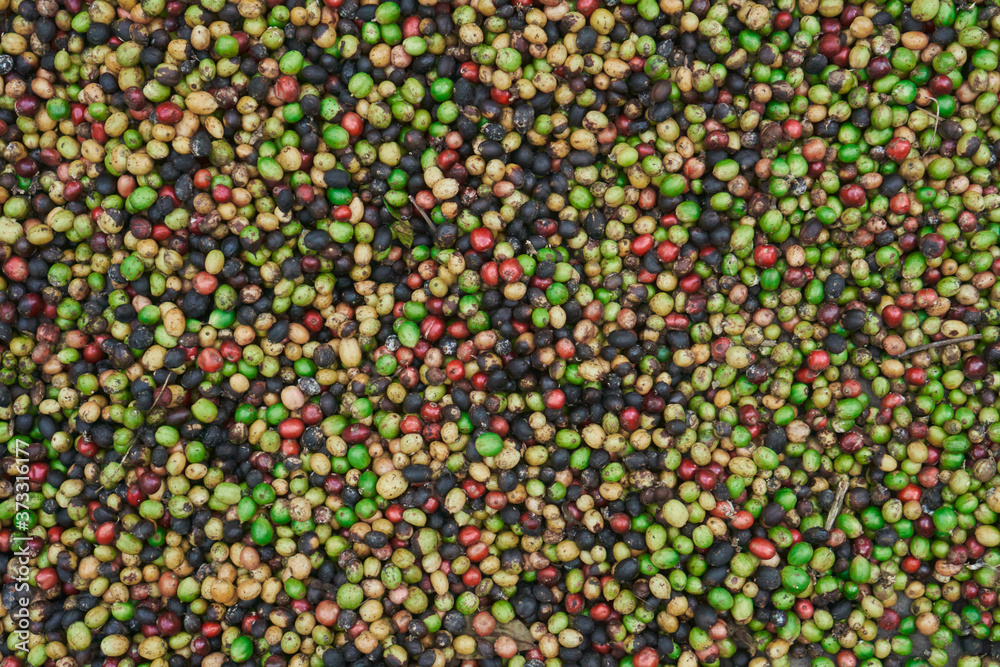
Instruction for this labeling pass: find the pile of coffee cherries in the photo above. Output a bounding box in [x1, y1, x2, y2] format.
[2, 0, 1000, 667]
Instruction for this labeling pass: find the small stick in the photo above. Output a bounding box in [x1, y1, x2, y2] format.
[921, 99, 943, 157]
[100, 371, 174, 487]
[894, 334, 981, 358]
[408, 195, 437, 231]
[150, 372, 175, 411]
[825, 478, 849, 532]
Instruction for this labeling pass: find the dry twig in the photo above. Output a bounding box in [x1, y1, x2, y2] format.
[408, 195, 437, 231]
[921, 99, 943, 157]
[894, 334, 981, 357]
[99, 371, 174, 487]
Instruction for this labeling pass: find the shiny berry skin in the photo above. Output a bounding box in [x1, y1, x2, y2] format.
[753, 245, 778, 268]
[839, 184, 866, 207]
[885, 137, 911, 162]
[469, 228, 494, 252]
